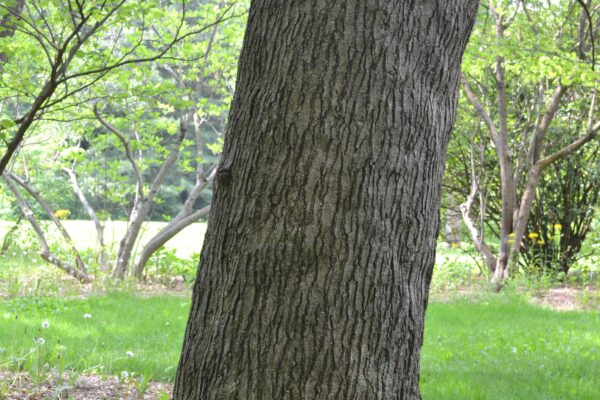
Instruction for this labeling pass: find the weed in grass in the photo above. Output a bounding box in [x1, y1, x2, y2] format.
[577, 289, 600, 310]
[0, 293, 189, 383]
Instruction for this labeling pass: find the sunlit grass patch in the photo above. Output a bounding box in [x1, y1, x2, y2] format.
[422, 296, 600, 399]
[0, 293, 191, 382]
[1, 290, 599, 400]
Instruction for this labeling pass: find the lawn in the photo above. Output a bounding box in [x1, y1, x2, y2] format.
[0, 293, 190, 383]
[1, 292, 598, 399]
[422, 297, 600, 399]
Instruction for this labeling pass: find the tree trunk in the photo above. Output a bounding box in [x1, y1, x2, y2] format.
[174, 1, 478, 399]
[2, 173, 91, 282]
[133, 205, 210, 279]
[111, 201, 150, 279]
[0, 0, 25, 66]
[62, 166, 109, 273]
[6, 171, 87, 273]
[133, 166, 217, 279]
[444, 195, 462, 247]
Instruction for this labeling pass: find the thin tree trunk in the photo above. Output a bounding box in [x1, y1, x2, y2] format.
[2, 173, 91, 282]
[0, 216, 21, 255]
[444, 195, 462, 247]
[6, 171, 87, 272]
[62, 166, 109, 273]
[174, 1, 479, 398]
[99, 112, 187, 279]
[0, 0, 24, 66]
[133, 165, 216, 278]
[133, 205, 210, 278]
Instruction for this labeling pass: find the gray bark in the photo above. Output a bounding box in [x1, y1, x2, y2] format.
[132, 163, 216, 279]
[1, 173, 91, 282]
[5, 170, 87, 273]
[174, 1, 478, 399]
[444, 194, 462, 247]
[0, 0, 24, 66]
[62, 165, 109, 273]
[94, 106, 186, 279]
[131, 112, 218, 279]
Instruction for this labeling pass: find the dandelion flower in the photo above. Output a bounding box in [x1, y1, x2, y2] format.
[37, 337, 45, 345]
[41, 320, 50, 329]
[528, 232, 539, 240]
[126, 351, 134, 357]
[554, 223, 562, 230]
[537, 240, 545, 245]
[83, 313, 92, 319]
[508, 232, 516, 238]
[53, 209, 71, 219]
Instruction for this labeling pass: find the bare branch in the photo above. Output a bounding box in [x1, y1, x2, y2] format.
[93, 103, 145, 199]
[1, 172, 91, 282]
[5, 170, 87, 272]
[536, 120, 600, 169]
[461, 73, 499, 142]
[529, 84, 568, 164]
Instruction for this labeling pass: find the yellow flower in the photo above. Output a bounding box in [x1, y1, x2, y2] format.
[451, 242, 460, 248]
[553, 223, 562, 231]
[508, 233, 516, 238]
[508, 239, 515, 244]
[537, 240, 545, 245]
[528, 232, 539, 240]
[53, 209, 71, 219]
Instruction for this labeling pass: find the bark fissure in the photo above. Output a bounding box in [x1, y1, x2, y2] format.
[175, 1, 478, 399]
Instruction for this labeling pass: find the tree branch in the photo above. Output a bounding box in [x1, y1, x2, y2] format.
[93, 103, 145, 200]
[461, 73, 499, 143]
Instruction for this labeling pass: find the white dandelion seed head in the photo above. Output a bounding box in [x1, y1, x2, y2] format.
[41, 320, 50, 329]
[121, 371, 129, 379]
[83, 313, 92, 319]
[126, 351, 134, 357]
[37, 337, 45, 345]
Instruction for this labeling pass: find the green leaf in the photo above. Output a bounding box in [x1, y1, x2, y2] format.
[0, 119, 15, 129]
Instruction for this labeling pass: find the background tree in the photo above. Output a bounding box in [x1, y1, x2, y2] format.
[0, 0, 235, 175]
[451, 0, 599, 286]
[174, 1, 479, 398]
[0, 0, 246, 279]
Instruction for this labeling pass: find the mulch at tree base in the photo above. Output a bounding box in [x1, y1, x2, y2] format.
[0, 370, 172, 400]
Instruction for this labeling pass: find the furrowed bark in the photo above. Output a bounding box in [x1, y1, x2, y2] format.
[174, 1, 479, 398]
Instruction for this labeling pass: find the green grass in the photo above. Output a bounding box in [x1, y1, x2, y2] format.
[422, 296, 600, 399]
[0, 292, 191, 382]
[1, 292, 599, 399]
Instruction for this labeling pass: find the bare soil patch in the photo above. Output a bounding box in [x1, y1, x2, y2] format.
[530, 286, 598, 311]
[0, 370, 172, 399]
